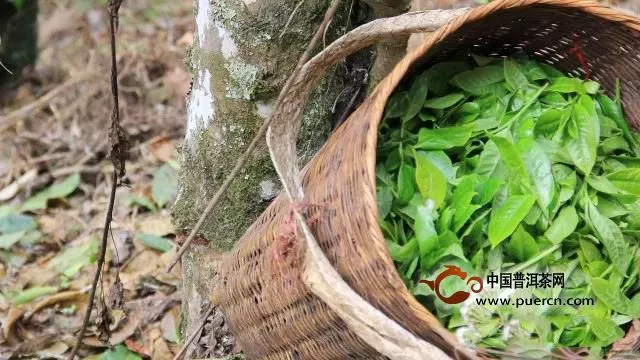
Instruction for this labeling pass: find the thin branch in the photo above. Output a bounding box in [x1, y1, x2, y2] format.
[279, 0, 306, 39]
[172, 304, 215, 360]
[0, 60, 13, 75]
[67, 171, 117, 360]
[68, 1, 125, 358]
[166, 0, 342, 272]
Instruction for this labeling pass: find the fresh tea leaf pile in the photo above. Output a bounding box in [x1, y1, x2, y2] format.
[377, 55, 640, 355]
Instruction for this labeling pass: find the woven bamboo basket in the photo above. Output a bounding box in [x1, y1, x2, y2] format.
[211, 0, 640, 359]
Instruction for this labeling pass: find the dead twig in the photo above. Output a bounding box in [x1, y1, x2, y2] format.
[172, 304, 215, 360]
[279, 0, 306, 39]
[68, 1, 127, 359]
[166, 0, 342, 272]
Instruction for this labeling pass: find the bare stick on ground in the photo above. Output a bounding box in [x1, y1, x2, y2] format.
[172, 304, 215, 360]
[68, 1, 127, 359]
[166, 0, 342, 273]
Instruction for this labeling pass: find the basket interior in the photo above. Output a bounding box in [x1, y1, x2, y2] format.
[406, 4, 640, 131]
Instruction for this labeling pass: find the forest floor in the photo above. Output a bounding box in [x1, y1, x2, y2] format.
[0, 0, 193, 358]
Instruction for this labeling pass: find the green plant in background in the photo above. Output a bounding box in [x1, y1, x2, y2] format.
[377, 54, 640, 356]
[9, 0, 25, 10]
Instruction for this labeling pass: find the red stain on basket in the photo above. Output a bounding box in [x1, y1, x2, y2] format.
[568, 37, 590, 80]
[269, 202, 324, 280]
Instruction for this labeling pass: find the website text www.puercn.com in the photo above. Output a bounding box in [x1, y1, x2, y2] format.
[475, 296, 595, 308]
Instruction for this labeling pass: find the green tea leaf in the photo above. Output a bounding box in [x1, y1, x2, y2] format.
[598, 94, 640, 156]
[152, 164, 178, 207]
[547, 77, 585, 93]
[535, 108, 563, 135]
[377, 186, 393, 219]
[607, 168, 640, 195]
[488, 194, 536, 247]
[523, 60, 548, 81]
[544, 206, 578, 244]
[492, 136, 529, 181]
[414, 205, 438, 256]
[583, 80, 600, 95]
[589, 316, 624, 345]
[396, 164, 415, 204]
[135, 233, 173, 252]
[587, 175, 624, 195]
[384, 91, 409, 118]
[388, 237, 418, 263]
[451, 175, 480, 231]
[451, 65, 505, 95]
[504, 59, 528, 91]
[414, 127, 472, 150]
[591, 277, 633, 315]
[423, 61, 470, 96]
[587, 203, 630, 274]
[460, 102, 480, 114]
[22, 173, 80, 212]
[508, 225, 538, 262]
[418, 112, 436, 122]
[522, 140, 555, 210]
[423, 93, 464, 109]
[474, 177, 503, 206]
[475, 140, 500, 177]
[414, 151, 447, 208]
[403, 73, 429, 120]
[580, 240, 602, 263]
[566, 103, 598, 176]
[421, 151, 456, 182]
[601, 136, 631, 154]
[541, 92, 568, 106]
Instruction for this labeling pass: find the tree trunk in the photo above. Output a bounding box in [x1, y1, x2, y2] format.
[173, 0, 359, 357]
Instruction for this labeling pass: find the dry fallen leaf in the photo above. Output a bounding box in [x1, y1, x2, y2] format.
[3, 307, 25, 340]
[150, 327, 173, 360]
[137, 212, 174, 237]
[38, 8, 82, 45]
[177, 31, 193, 47]
[13, 334, 57, 356]
[160, 305, 180, 343]
[13, 84, 34, 104]
[0, 169, 38, 202]
[610, 319, 640, 358]
[24, 290, 86, 319]
[146, 136, 176, 163]
[125, 338, 150, 357]
[163, 66, 191, 107]
[108, 275, 125, 310]
[119, 249, 162, 291]
[36, 341, 69, 358]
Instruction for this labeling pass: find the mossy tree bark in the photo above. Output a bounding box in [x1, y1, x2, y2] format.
[174, 0, 356, 354]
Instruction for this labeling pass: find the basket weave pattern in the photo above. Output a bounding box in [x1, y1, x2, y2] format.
[212, 1, 640, 359]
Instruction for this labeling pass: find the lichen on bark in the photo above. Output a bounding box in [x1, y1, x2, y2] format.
[174, 0, 352, 353]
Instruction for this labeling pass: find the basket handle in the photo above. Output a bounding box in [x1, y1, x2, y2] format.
[265, 8, 476, 360]
[266, 8, 468, 200]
